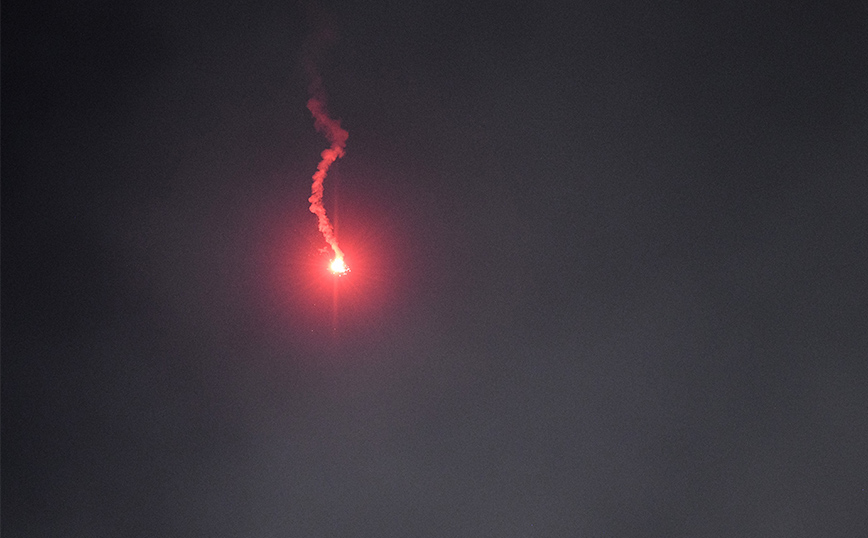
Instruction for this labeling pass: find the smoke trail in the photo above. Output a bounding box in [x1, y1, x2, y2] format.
[306, 72, 348, 268]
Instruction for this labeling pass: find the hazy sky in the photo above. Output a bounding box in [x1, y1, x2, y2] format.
[3, 1, 867, 536]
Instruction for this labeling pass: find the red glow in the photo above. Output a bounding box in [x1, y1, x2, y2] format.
[246, 195, 417, 357]
[329, 256, 349, 275]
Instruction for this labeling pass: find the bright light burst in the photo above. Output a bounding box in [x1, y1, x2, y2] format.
[330, 256, 350, 275]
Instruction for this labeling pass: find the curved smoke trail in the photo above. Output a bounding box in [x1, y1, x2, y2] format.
[306, 73, 348, 269]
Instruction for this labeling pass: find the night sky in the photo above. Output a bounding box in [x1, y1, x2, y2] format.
[3, 1, 868, 536]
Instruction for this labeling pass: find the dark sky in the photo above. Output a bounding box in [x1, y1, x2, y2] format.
[3, 1, 868, 536]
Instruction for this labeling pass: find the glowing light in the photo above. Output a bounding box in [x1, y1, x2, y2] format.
[330, 256, 349, 275]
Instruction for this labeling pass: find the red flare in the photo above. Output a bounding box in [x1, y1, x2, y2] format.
[329, 256, 349, 275]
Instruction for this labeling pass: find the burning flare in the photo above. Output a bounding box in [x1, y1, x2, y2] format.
[329, 256, 349, 275]
[307, 73, 349, 274]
